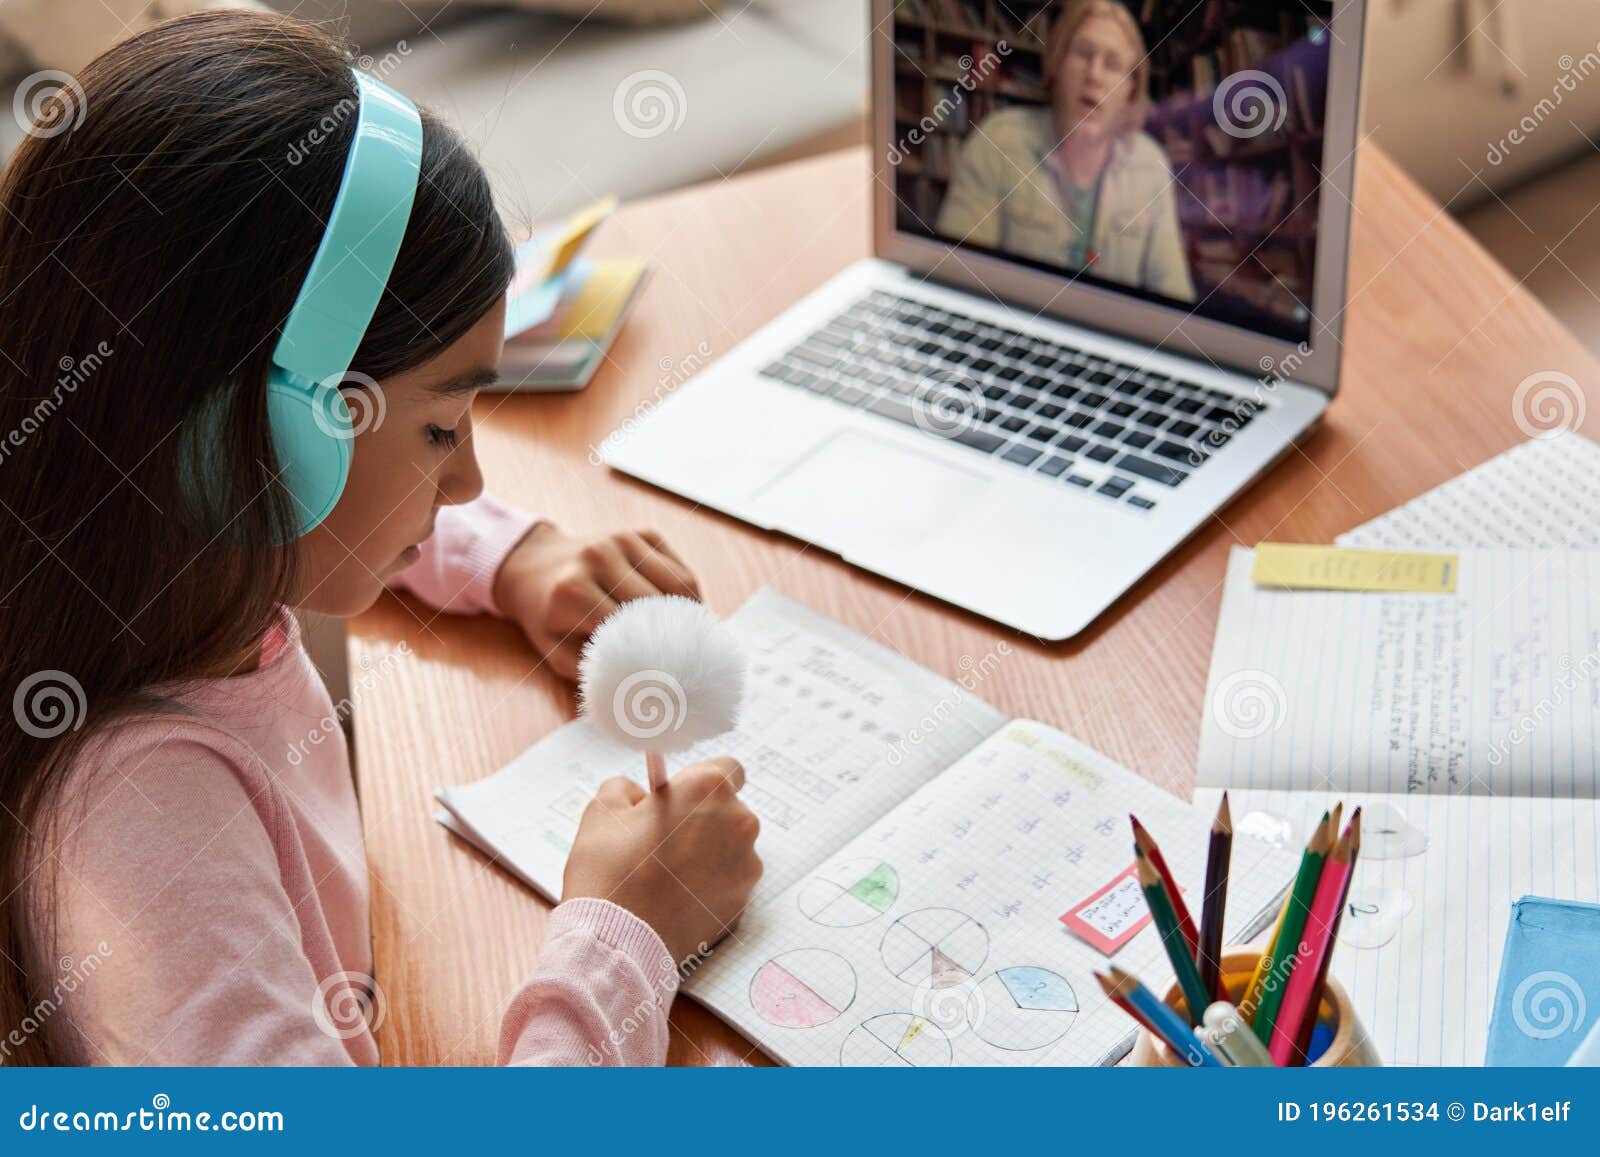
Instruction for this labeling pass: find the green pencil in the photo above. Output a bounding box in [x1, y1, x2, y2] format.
[1137, 853, 1212, 1026]
[1250, 811, 1335, 1045]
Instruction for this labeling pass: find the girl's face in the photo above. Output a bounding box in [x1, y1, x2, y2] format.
[290, 298, 506, 616]
[1055, 12, 1138, 142]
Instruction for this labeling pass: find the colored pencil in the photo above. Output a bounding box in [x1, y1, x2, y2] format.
[1202, 1000, 1275, 1067]
[1270, 810, 1359, 1064]
[1137, 854, 1213, 1025]
[1250, 811, 1334, 1045]
[1290, 810, 1363, 1063]
[1100, 967, 1223, 1068]
[1131, 814, 1200, 957]
[1104, 984, 1162, 1040]
[1239, 888, 1291, 1024]
[1197, 792, 1233, 1001]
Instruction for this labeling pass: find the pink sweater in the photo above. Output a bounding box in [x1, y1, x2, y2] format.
[29, 497, 678, 1066]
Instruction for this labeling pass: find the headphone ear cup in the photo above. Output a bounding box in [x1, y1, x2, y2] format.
[267, 368, 353, 536]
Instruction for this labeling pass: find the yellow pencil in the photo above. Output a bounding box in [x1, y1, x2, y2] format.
[1240, 810, 1330, 1023]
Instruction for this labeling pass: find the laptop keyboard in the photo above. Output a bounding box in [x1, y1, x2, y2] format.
[759, 290, 1268, 513]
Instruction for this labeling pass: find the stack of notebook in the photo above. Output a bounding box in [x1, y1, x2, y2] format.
[497, 196, 651, 392]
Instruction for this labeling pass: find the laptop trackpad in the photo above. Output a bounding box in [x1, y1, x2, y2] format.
[753, 428, 991, 551]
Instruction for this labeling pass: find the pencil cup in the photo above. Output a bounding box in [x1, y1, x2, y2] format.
[1127, 946, 1380, 1067]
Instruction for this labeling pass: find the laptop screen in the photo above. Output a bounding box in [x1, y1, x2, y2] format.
[890, 0, 1335, 346]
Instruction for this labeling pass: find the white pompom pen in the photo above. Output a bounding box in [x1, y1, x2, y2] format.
[577, 595, 746, 792]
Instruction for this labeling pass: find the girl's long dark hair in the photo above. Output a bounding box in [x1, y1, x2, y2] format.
[0, 11, 513, 1063]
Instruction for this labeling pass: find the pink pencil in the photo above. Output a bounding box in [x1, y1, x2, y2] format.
[1270, 809, 1361, 1065]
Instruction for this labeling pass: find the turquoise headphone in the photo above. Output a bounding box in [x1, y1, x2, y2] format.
[266, 70, 422, 536]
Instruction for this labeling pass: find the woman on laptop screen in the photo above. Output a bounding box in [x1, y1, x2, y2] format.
[936, 0, 1194, 303]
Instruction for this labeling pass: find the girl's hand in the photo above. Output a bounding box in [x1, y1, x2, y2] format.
[561, 757, 762, 965]
[493, 523, 701, 679]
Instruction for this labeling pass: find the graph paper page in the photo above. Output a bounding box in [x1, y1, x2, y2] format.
[1197, 547, 1600, 797]
[436, 587, 1009, 904]
[684, 720, 1297, 1066]
[1197, 787, 1600, 1065]
[1337, 432, 1600, 551]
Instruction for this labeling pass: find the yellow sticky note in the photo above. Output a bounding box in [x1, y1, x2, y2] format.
[1251, 544, 1459, 593]
[543, 195, 618, 279]
[557, 259, 648, 341]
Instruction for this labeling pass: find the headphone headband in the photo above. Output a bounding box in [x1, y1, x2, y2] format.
[274, 71, 423, 383]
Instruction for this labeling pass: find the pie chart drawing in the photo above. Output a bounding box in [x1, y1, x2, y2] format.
[880, 907, 988, 988]
[797, 858, 900, 927]
[748, 948, 857, 1029]
[838, 1013, 952, 1067]
[970, 966, 1078, 1052]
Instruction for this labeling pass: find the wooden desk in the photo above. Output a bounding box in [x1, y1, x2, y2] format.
[350, 145, 1600, 1066]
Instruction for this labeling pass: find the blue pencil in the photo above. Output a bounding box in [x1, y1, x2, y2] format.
[1102, 966, 1224, 1068]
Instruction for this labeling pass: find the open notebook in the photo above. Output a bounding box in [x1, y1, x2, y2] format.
[438, 589, 1296, 1066]
[1197, 547, 1600, 796]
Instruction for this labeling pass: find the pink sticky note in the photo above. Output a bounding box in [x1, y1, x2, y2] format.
[1059, 863, 1151, 956]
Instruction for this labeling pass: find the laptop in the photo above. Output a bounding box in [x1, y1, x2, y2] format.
[604, 0, 1365, 640]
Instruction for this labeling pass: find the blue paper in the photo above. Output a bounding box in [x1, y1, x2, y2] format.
[1485, 896, 1600, 1065]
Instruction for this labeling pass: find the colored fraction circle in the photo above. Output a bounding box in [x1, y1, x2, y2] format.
[797, 858, 899, 927]
[748, 949, 857, 1029]
[879, 907, 988, 988]
[839, 1013, 952, 1067]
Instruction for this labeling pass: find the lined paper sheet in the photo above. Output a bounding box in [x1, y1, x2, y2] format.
[1197, 787, 1600, 1065]
[1338, 432, 1600, 550]
[685, 721, 1297, 1067]
[1197, 547, 1600, 796]
[436, 588, 1008, 904]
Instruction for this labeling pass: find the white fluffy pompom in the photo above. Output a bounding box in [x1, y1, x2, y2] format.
[577, 595, 746, 754]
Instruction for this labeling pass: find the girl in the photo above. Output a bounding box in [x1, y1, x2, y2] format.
[0, 11, 761, 1065]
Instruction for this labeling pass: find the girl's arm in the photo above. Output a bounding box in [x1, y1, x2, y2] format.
[388, 495, 702, 680]
[42, 727, 678, 1066]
